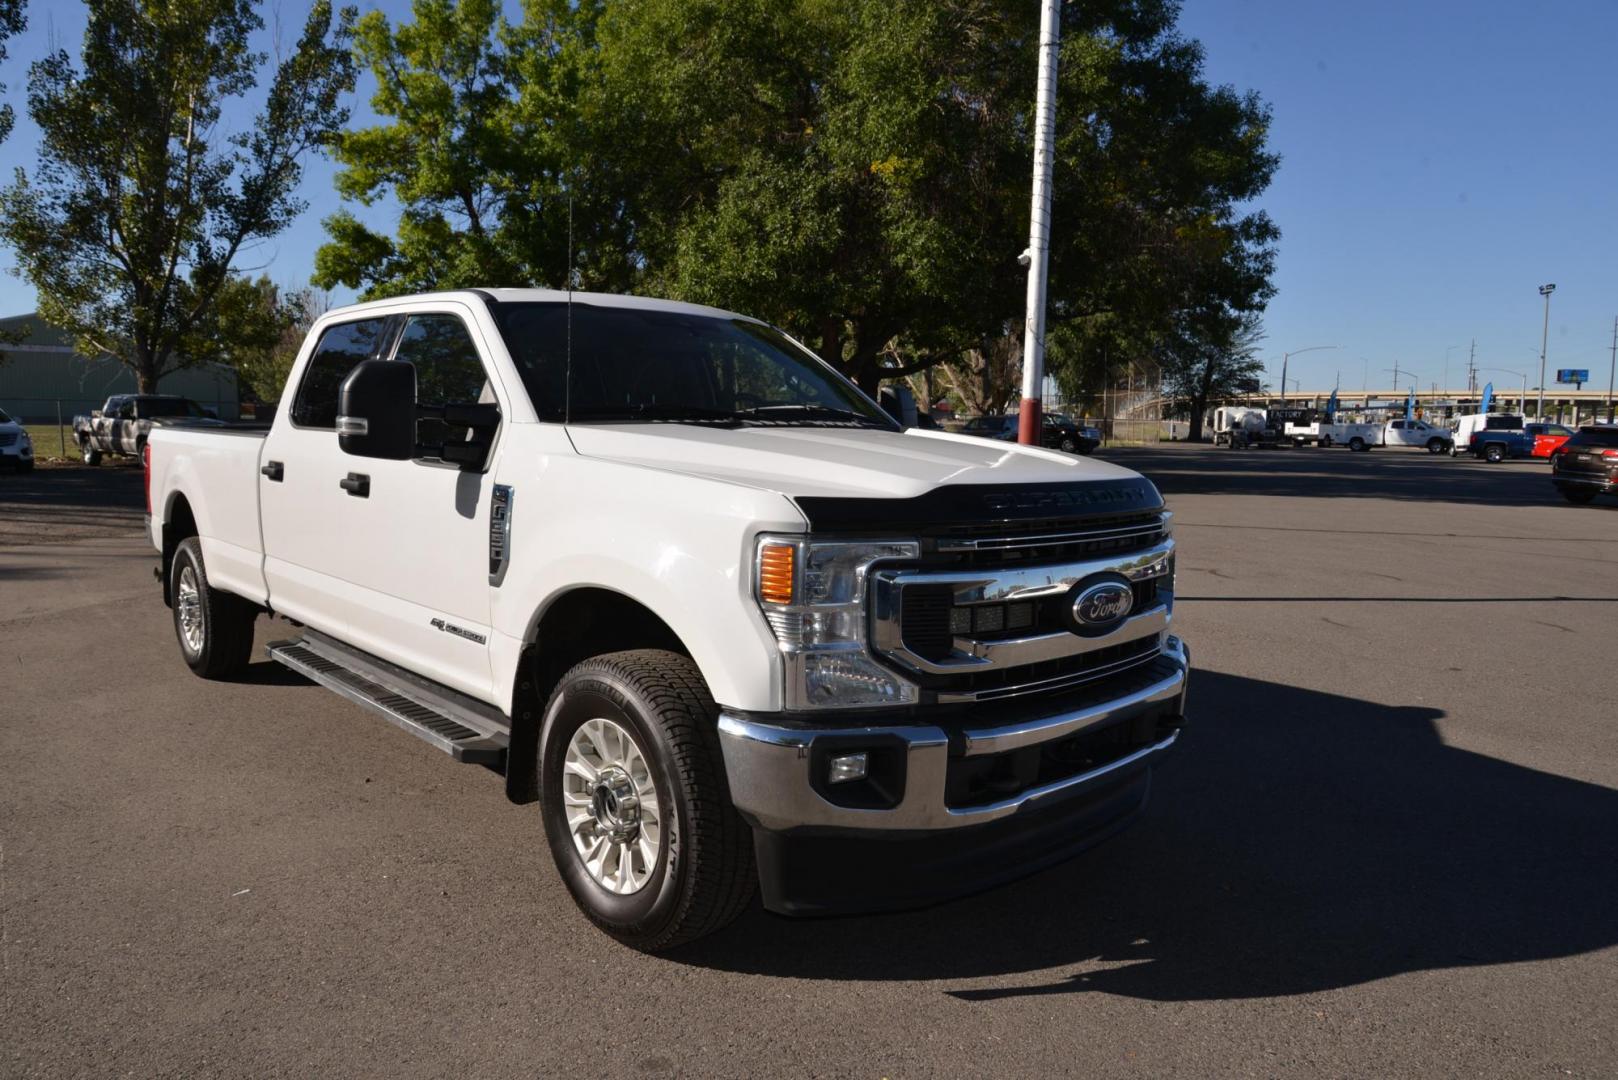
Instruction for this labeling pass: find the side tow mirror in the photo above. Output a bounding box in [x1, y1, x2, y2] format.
[338, 359, 416, 460]
[879, 385, 918, 429]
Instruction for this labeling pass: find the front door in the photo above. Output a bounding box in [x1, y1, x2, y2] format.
[260, 316, 395, 638]
[326, 306, 505, 702]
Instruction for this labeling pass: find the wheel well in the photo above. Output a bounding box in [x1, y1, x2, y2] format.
[159, 493, 198, 606]
[504, 588, 691, 805]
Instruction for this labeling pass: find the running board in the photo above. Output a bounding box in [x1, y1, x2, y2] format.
[267, 634, 510, 767]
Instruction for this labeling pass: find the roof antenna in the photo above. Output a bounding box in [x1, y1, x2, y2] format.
[565, 194, 574, 425]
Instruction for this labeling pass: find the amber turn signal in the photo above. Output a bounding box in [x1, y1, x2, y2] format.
[758, 543, 796, 605]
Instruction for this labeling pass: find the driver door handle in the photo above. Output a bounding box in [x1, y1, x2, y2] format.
[339, 472, 370, 498]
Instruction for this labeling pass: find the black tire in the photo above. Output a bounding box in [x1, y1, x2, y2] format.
[81, 441, 101, 466]
[1484, 443, 1504, 463]
[1561, 488, 1599, 505]
[1349, 437, 1365, 452]
[1058, 437, 1076, 453]
[1427, 438, 1445, 454]
[170, 536, 256, 679]
[1319, 435, 1332, 448]
[18, 459, 33, 472]
[539, 650, 754, 951]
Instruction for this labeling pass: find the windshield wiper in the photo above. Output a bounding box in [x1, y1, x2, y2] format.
[734, 404, 890, 427]
[567, 404, 743, 425]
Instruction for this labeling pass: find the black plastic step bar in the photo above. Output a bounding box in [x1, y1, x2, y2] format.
[267, 631, 510, 767]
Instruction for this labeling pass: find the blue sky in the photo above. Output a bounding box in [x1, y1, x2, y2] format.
[2, 0, 1616, 395]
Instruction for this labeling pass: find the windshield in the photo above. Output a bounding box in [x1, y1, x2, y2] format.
[0, 407, 11, 423]
[491, 302, 894, 429]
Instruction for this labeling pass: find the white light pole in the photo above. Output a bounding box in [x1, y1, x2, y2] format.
[1478, 368, 1527, 413]
[1279, 345, 1339, 404]
[1017, 0, 1062, 446]
[1536, 283, 1556, 421]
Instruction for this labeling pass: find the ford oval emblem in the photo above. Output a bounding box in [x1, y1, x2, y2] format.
[1072, 580, 1134, 630]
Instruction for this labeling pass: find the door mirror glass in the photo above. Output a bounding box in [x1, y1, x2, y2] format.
[338, 359, 417, 460]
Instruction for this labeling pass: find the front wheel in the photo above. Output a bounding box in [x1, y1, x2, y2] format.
[1561, 488, 1599, 505]
[539, 650, 755, 951]
[80, 441, 101, 466]
[170, 537, 257, 679]
[1058, 437, 1076, 453]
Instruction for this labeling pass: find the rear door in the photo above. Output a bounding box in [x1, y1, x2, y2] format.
[325, 306, 505, 701]
[260, 316, 395, 637]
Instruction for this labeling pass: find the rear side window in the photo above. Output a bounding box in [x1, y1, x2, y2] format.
[291, 318, 389, 428]
[392, 314, 494, 447]
[1567, 427, 1618, 448]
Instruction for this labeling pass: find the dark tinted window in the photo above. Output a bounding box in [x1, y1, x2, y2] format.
[0, 407, 11, 423]
[291, 319, 389, 428]
[393, 314, 493, 447]
[492, 302, 889, 426]
[1567, 427, 1618, 448]
[138, 398, 207, 418]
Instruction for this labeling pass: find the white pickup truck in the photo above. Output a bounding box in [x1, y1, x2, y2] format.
[145, 289, 1189, 950]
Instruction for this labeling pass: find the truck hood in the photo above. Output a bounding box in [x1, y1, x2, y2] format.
[565, 423, 1148, 501]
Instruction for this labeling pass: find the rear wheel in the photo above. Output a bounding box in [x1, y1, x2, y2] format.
[1319, 435, 1332, 448]
[1427, 438, 1445, 453]
[1484, 443, 1504, 463]
[1562, 488, 1599, 505]
[539, 650, 754, 951]
[170, 537, 256, 679]
[1349, 437, 1365, 452]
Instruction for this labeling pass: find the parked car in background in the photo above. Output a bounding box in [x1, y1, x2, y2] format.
[1549, 425, 1618, 504]
[1525, 422, 1575, 459]
[72, 395, 217, 465]
[1382, 418, 1453, 453]
[960, 413, 1097, 454]
[1448, 412, 1524, 457]
[0, 406, 33, 471]
[1469, 427, 1534, 462]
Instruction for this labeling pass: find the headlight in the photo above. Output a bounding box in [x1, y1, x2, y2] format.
[754, 536, 920, 709]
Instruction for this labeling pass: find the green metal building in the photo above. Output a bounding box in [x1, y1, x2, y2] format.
[0, 313, 239, 423]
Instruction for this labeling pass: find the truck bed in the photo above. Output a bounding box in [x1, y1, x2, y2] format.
[147, 423, 270, 607]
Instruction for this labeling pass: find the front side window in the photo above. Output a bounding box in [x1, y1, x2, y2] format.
[492, 302, 893, 429]
[291, 318, 389, 428]
[139, 398, 208, 419]
[392, 313, 494, 448]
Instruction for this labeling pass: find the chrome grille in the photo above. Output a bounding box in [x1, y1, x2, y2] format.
[871, 512, 1173, 703]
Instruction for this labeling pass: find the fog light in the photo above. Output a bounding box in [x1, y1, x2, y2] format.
[827, 752, 868, 784]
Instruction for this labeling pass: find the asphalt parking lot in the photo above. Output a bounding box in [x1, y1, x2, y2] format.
[3, 444, 1616, 1077]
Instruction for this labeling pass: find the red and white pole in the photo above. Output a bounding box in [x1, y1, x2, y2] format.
[1017, 0, 1062, 445]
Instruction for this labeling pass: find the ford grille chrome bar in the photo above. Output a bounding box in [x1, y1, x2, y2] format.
[871, 539, 1174, 676]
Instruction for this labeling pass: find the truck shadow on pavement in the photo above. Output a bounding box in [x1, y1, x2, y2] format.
[674, 670, 1618, 1001]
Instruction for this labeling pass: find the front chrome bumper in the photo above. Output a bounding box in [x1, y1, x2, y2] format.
[719, 635, 1189, 833]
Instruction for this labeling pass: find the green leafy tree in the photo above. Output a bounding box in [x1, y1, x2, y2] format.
[310, 0, 601, 296]
[0, 0, 356, 393]
[1161, 310, 1266, 441]
[320, 0, 1278, 399]
[0, 0, 25, 144]
[207, 276, 329, 403]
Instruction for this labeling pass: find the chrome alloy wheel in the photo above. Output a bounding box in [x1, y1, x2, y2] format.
[175, 565, 205, 654]
[562, 717, 662, 894]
